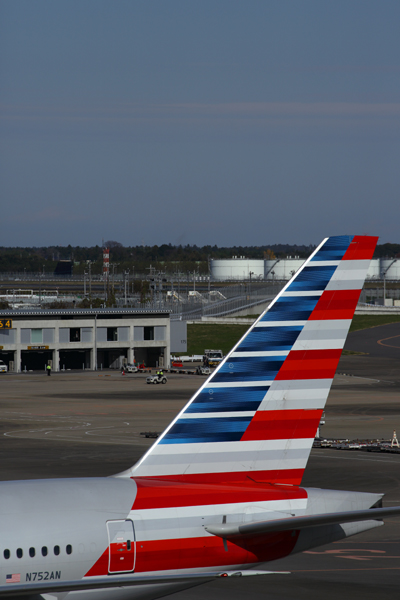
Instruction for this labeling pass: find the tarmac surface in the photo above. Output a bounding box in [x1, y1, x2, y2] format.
[345, 320, 400, 360]
[1, 323, 400, 599]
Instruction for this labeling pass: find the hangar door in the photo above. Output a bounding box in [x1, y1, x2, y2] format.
[21, 350, 53, 371]
[59, 349, 90, 370]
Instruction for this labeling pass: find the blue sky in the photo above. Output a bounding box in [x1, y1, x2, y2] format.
[1, 1, 400, 247]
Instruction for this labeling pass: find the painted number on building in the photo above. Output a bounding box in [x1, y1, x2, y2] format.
[0, 319, 12, 329]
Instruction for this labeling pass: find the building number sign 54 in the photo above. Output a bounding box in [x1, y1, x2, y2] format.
[0, 319, 12, 329]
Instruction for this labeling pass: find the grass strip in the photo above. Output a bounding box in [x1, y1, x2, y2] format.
[184, 315, 400, 357]
[350, 314, 400, 332]
[187, 323, 249, 356]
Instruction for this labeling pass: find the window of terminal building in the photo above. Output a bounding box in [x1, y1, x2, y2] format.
[31, 328, 43, 344]
[70, 328, 81, 342]
[107, 327, 118, 341]
[144, 326, 154, 340]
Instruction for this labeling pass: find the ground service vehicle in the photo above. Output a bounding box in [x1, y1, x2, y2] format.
[196, 365, 211, 375]
[124, 364, 138, 373]
[0, 360, 7, 373]
[1, 235, 400, 600]
[204, 349, 224, 367]
[146, 373, 167, 384]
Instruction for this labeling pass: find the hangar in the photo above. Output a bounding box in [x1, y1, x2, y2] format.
[0, 308, 170, 372]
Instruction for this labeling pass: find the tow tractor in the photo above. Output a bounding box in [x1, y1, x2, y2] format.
[146, 372, 168, 384]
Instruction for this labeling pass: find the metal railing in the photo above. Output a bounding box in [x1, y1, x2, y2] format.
[168, 282, 285, 320]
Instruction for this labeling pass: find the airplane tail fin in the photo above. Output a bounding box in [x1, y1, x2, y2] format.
[130, 236, 378, 485]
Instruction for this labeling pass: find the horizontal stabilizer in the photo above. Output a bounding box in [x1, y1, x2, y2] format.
[205, 506, 400, 538]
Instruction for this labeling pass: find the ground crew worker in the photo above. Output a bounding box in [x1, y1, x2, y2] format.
[46, 364, 51, 376]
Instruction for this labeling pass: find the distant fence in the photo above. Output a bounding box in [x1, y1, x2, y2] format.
[168, 282, 284, 321]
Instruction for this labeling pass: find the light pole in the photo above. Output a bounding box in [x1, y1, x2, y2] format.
[124, 269, 130, 305]
[38, 272, 42, 307]
[94, 312, 97, 371]
[249, 271, 254, 298]
[88, 261, 92, 298]
[384, 272, 386, 305]
[382, 260, 396, 306]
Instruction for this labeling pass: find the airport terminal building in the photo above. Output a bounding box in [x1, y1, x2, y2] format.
[0, 308, 171, 372]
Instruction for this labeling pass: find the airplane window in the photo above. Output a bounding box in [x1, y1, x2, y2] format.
[42, 546, 48, 557]
[4, 549, 10, 559]
[29, 547, 35, 557]
[16, 548, 23, 558]
[54, 545, 60, 556]
[66, 544, 72, 555]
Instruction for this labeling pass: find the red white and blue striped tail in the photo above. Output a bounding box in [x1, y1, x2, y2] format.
[130, 236, 378, 486]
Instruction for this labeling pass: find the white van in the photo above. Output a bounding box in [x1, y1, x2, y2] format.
[0, 360, 8, 373]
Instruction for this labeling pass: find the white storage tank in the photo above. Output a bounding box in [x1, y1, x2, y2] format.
[264, 259, 304, 280]
[366, 259, 380, 280]
[380, 258, 400, 280]
[210, 258, 264, 281]
[210, 256, 400, 282]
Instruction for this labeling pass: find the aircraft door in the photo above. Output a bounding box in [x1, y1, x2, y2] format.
[107, 519, 135, 573]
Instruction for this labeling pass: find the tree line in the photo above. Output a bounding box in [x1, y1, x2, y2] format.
[0, 241, 398, 275]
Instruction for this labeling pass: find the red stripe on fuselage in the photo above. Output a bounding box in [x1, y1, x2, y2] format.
[309, 289, 361, 321]
[342, 235, 379, 261]
[84, 530, 301, 578]
[85, 548, 109, 577]
[134, 531, 300, 572]
[132, 469, 307, 492]
[241, 409, 323, 442]
[275, 348, 342, 380]
[135, 536, 249, 572]
[132, 478, 307, 510]
[84, 480, 306, 578]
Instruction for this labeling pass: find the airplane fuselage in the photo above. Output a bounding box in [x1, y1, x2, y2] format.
[0, 477, 382, 600]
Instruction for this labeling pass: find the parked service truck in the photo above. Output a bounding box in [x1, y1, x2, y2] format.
[204, 349, 224, 367]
